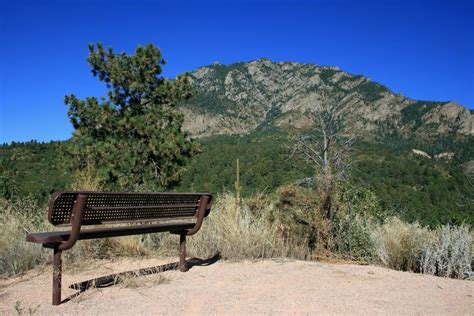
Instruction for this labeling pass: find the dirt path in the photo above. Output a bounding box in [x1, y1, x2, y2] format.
[1, 258, 473, 315]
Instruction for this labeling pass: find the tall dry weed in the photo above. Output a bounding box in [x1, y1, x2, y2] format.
[0, 197, 50, 276]
[157, 193, 310, 260]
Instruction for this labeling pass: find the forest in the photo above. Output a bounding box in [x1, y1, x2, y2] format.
[1, 128, 473, 227]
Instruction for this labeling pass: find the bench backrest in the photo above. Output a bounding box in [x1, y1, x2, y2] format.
[49, 191, 212, 226]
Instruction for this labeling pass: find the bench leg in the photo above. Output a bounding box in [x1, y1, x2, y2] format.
[179, 233, 186, 272]
[52, 248, 62, 306]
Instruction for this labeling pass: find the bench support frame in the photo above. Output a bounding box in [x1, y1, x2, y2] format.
[53, 248, 62, 306]
[40, 194, 211, 306]
[179, 233, 187, 272]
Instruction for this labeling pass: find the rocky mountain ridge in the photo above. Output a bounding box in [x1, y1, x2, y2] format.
[180, 58, 473, 139]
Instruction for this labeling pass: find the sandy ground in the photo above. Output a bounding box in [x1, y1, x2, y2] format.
[0, 257, 473, 315]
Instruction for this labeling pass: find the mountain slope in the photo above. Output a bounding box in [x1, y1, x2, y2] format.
[181, 59, 473, 140]
[175, 59, 473, 226]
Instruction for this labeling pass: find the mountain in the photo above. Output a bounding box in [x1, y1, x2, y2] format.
[180, 58, 473, 140]
[173, 59, 473, 226]
[1, 59, 473, 226]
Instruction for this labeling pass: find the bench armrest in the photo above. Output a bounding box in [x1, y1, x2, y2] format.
[186, 195, 210, 236]
[58, 193, 87, 251]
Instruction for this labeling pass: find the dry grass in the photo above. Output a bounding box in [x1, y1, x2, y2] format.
[71, 236, 152, 260]
[1, 193, 472, 280]
[0, 197, 162, 276]
[373, 217, 433, 271]
[119, 272, 171, 288]
[13, 300, 40, 316]
[157, 192, 310, 260]
[0, 198, 50, 276]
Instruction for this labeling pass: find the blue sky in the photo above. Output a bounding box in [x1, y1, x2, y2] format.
[1, 0, 473, 143]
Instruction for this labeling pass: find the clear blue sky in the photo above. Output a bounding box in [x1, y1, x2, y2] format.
[1, 0, 473, 143]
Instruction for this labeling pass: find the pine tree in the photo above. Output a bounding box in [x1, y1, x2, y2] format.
[65, 43, 198, 191]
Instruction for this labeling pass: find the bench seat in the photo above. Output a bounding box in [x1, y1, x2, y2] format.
[27, 222, 195, 244]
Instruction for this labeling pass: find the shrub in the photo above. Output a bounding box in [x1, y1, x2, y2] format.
[334, 212, 378, 262]
[373, 217, 433, 271]
[272, 185, 321, 256]
[420, 224, 472, 278]
[373, 217, 472, 278]
[333, 187, 382, 261]
[272, 185, 383, 261]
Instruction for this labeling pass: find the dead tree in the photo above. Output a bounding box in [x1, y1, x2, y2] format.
[290, 98, 354, 222]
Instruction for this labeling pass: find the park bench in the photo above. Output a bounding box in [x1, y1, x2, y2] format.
[26, 191, 213, 305]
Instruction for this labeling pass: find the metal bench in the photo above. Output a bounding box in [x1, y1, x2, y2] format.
[26, 191, 213, 305]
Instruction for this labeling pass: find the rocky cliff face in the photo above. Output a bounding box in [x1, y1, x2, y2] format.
[419, 102, 473, 135]
[181, 59, 473, 139]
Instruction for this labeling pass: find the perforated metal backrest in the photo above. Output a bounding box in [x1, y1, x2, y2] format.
[48, 191, 212, 226]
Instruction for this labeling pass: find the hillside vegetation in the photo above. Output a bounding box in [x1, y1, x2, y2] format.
[1, 130, 473, 226]
[177, 130, 473, 227]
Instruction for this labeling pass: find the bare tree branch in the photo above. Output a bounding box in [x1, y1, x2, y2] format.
[289, 96, 355, 221]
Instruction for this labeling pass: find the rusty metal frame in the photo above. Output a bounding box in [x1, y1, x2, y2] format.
[47, 191, 211, 225]
[186, 195, 211, 236]
[28, 191, 212, 306]
[51, 193, 87, 305]
[177, 195, 211, 272]
[58, 193, 87, 251]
